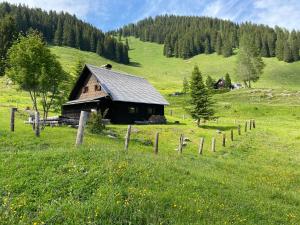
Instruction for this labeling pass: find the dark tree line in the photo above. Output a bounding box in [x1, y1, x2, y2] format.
[0, 2, 129, 70]
[116, 15, 300, 63]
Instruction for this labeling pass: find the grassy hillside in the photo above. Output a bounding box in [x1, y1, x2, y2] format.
[0, 37, 300, 224]
[51, 37, 300, 92]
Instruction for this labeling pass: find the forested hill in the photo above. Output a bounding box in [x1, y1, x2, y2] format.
[0, 2, 129, 64]
[117, 15, 300, 63]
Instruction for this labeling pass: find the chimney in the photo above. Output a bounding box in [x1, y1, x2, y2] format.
[102, 64, 112, 70]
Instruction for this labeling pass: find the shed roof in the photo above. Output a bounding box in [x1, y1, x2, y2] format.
[86, 64, 169, 105]
[64, 96, 107, 105]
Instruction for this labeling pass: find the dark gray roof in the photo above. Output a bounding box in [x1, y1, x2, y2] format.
[86, 64, 169, 105]
[64, 96, 107, 105]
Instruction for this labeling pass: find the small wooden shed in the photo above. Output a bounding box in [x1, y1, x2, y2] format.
[62, 64, 169, 124]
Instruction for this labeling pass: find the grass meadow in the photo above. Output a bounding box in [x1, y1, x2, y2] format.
[0, 37, 300, 224]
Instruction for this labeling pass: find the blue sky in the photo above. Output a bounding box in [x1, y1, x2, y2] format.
[2, 0, 300, 31]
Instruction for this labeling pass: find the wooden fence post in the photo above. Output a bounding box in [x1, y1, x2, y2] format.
[245, 121, 248, 133]
[35, 111, 40, 137]
[231, 129, 234, 141]
[10, 107, 17, 132]
[238, 125, 241, 135]
[75, 111, 89, 146]
[222, 133, 226, 147]
[124, 125, 132, 152]
[178, 134, 184, 154]
[211, 137, 216, 152]
[198, 137, 204, 155]
[253, 120, 256, 128]
[154, 132, 159, 154]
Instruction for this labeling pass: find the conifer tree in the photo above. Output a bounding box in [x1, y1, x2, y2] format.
[115, 42, 123, 62]
[189, 65, 214, 126]
[75, 24, 82, 49]
[90, 32, 97, 52]
[0, 14, 16, 76]
[204, 38, 211, 54]
[224, 73, 232, 89]
[182, 77, 189, 94]
[125, 38, 129, 50]
[215, 33, 222, 55]
[205, 75, 215, 89]
[275, 28, 284, 61]
[283, 42, 293, 62]
[54, 18, 63, 46]
[96, 40, 103, 56]
[62, 20, 75, 47]
[290, 31, 299, 61]
[261, 39, 270, 57]
[121, 45, 129, 64]
[267, 32, 276, 57]
[222, 39, 233, 57]
[163, 36, 172, 57]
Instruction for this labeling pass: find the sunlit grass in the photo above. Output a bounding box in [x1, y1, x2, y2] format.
[0, 38, 299, 224]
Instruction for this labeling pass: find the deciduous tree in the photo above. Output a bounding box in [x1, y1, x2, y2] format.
[236, 34, 265, 88]
[6, 31, 67, 124]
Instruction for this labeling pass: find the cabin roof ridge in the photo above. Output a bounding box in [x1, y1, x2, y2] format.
[85, 64, 146, 80]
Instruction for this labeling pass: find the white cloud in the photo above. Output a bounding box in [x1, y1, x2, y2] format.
[253, 0, 300, 30]
[1, 0, 300, 30]
[0, 0, 102, 19]
[203, 0, 252, 21]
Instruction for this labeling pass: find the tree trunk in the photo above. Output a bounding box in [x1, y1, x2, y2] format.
[248, 80, 251, 88]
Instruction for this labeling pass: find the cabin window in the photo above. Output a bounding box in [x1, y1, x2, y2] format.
[147, 107, 155, 114]
[128, 106, 138, 114]
[95, 85, 101, 91]
[83, 86, 89, 93]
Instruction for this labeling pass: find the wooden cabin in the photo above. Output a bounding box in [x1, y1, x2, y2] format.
[62, 64, 169, 124]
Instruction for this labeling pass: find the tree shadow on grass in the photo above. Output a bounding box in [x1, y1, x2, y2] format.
[200, 125, 238, 131]
[128, 61, 141, 67]
[166, 122, 187, 126]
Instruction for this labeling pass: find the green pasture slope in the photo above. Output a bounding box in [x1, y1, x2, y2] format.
[0, 37, 300, 224]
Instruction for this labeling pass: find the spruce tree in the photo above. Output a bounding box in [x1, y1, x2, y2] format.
[115, 42, 123, 62]
[283, 42, 293, 62]
[0, 15, 16, 76]
[182, 77, 189, 94]
[290, 31, 299, 61]
[261, 40, 270, 57]
[121, 45, 129, 64]
[90, 32, 96, 52]
[275, 28, 284, 61]
[205, 75, 215, 89]
[215, 33, 222, 55]
[75, 24, 82, 49]
[96, 40, 103, 56]
[224, 73, 232, 89]
[204, 38, 211, 54]
[163, 36, 172, 57]
[54, 18, 63, 46]
[222, 40, 233, 57]
[189, 65, 214, 126]
[125, 38, 129, 50]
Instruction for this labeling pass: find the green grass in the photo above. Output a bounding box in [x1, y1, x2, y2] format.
[51, 37, 300, 92]
[0, 37, 300, 224]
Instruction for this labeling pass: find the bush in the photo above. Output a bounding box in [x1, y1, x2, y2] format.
[87, 109, 108, 134]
